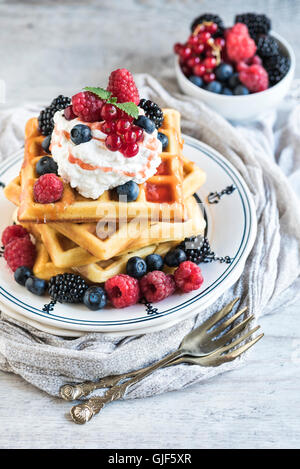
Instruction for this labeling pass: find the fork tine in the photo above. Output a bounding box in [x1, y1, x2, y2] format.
[207, 314, 254, 349]
[225, 332, 264, 359]
[199, 298, 240, 332]
[206, 306, 248, 341]
[209, 324, 261, 357]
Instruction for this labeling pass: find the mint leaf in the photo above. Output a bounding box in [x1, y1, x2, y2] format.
[114, 102, 139, 119]
[84, 87, 112, 100]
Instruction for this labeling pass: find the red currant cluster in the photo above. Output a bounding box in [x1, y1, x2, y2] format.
[174, 22, 225, 83]
[100, 103, 144, 157]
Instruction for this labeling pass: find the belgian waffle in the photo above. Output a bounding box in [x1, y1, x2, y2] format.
[18, 109, 191, 223]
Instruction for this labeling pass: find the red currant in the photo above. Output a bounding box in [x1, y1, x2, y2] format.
[116, 118, 131, 135]
[101, 121, 116, 134]
[214, 37, 225, 49]
[132, 125, 144, 142]
[203, 57, 217, 70]
[187, 56, 200, 68]
[173, 43, 182, 54]
[122, 143, 139, 158]
[187, 35, 198, 46]
[203, 72, 216, 83]
[206, 23, 218, 34]
[181, 65, 192, 77]
[179, 46, 192, 60]
[105, 134, 122, 151]
[100, 103, 118, 121]
[198, 31, 211, 44]
[193, 63, 205, 77]
[123, 129, 137, 144]
[192, 43, 205, 55]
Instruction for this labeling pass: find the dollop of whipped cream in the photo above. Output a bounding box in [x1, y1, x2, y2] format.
[50, 110, 162, 199]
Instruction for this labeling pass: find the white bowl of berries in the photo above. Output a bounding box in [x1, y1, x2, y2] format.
[174, 13, 295, 121]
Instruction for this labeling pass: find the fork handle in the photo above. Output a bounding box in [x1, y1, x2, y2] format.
[70, 350, 183, 424]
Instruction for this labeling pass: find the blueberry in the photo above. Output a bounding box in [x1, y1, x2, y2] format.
[42, 134, 52, 154]
[14, 266, 32, 286]
[35, 156, 58, 176]
[204, 81, 222, 94]
[134, 115, 155, 134]
[164, 248, 187, 267]
[215, 63, 234, 82]
[83, 286, 107, 311]
[157, 132, 169, 151]
[227, 73, 241, 89]
[70, 124, 92, 145]
[233, 85, 249, 95]
[189, 75, 204, 87]
[222, 87, 233, 95]
[25, 276, 47, 296]
[116, 181, 139, 202]
[145, 254, 164, 272]
[126, 256, 147, 279]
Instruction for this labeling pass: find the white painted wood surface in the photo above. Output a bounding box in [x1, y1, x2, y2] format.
[0, 0, 300, 449]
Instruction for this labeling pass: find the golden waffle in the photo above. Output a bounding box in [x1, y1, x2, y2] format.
[18, 109, 190, 223]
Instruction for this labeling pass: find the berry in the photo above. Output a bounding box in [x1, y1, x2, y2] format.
[235, 13, 271, 39]
[116, 181, 139, 202]
[2, 225, 30, 247]
[132, 125, 144, 142]
[215, 63, 234, 82]
[226, 23, 257, 63]
[123, 129, 137, 144]
[64, 105, 77, 120]
[193, 64, 206, 77]
[204, 80, 222, 93]
[105, 274, 140, 308]
[70, 124, 92, 145]
[83, 286, 107, 310]
[72, 91, 103, 122]
[191, 14, 225, 37]
[38, 95, 71, 136]
[105, 134, 122, 152]
[140, 271, 175, 303]
[233, 84, 250, 95]
[100, 120, 116, 134]
[122, 143, 139, 158]
[145, 254, 164, 272]
[4, 237, 36, 272]
[164, 248, 187, 267]
[203, 57, 217, 70]
[187, 56, 201, 68]
[256, 35, 279, 58]
[116, 118, 132, 135]
[203, 72, 216, 83]
[100, 103, 119, 121]
[126, 256, 147, 279]
[138, 99, 164, 129]
[25, 276, 47, 296]
[42, 135, 51, 154]
[134, 115, 155, 134]
[174, 261, 204, 293]
[107, 68, 140, 105]
[192, 43, 205, 55]
[179, 45, 192, 60]
[222, 87, 233, 95]
[14, 266, 32, 286]
[48, 273, 88, 303]
[264, 55, 290, 86]
[157, 132, 169, 151]
[35, 156, 58, 176]
[33, 173, 64, 204]
[178, 235, 208, 263]
[197, 31, 211, 44]
[227, 73, 241, 89]
[239, 64, 269, 92]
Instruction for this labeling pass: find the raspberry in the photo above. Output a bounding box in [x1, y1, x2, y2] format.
[174, 261, 204, 293]
[72, 91, 103, 122]
[107, 69, 140, 105]
[2, 225, 30, 247]
[33, 173, 64, 204]
[4, 237, 36, 272]
[226, 23, 257, 63]
[239, 64, 269, 92]
[139, 271, 175, 303]
[105, 274, 140, 308]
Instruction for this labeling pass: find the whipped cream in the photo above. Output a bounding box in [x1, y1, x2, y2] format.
[50, 110, 162, 199]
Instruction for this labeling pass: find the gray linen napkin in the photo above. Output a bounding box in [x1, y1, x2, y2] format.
[0, 74, 299, 399]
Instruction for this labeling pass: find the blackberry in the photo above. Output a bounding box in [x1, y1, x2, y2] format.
[178, 236, 214, 264]
[48, 273, 88, 303]
[191, 13, 225, 37]
[235, 13, 271, 39]
[264, 54, 290, 86]
[38, 95, 71, 136]
[256, 35, 279, 58]
[139, 99, 164, 129]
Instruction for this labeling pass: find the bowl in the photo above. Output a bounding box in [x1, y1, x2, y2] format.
[175, 31, 295, 122]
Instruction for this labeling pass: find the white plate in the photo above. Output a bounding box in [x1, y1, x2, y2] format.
[0, 136, 256, 336]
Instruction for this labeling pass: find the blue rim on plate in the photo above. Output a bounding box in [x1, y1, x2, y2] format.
[0, 136, 255, 329]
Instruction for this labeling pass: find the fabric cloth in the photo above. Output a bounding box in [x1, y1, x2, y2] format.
[0, 74, 299, 399]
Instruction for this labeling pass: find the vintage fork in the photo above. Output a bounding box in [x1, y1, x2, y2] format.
[60, 298, 253, 401]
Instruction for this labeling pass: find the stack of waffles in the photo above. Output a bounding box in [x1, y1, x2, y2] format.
[4, 109, 207, 283]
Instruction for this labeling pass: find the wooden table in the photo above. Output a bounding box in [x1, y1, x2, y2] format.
[0, 0, 300, 449]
